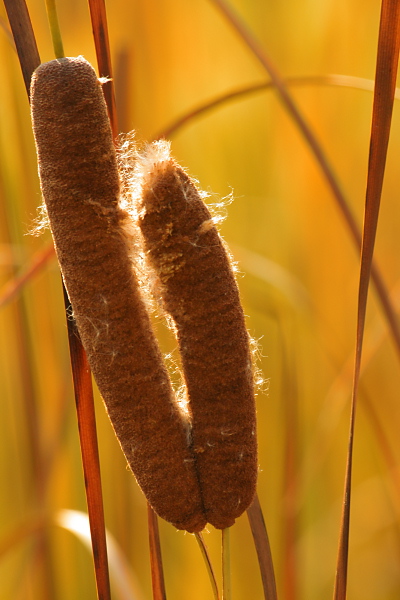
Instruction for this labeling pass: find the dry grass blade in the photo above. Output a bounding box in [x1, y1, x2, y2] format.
[3, 0, 40, 96]
[64, 287, 112, 600]
[0, 243, 55, 309]
[147, 506, 167, 600]
[247, 494, 278, 600]
[209, 0, 400, 364]
[88, 0, 118, 137]
[56, 510, 145, 600]
[155, 75, 400, 141]
[333, 2, 400, 599]
[0, 515, 46, 560]
[195, 533, 220, 600]
[0, 15, 15, 47]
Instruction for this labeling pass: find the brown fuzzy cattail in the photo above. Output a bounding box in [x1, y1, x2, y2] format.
[30, 57, 206, 532]
[137, 143, 258, 529]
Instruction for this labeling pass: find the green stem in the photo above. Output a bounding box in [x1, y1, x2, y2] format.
[45, 0, 64, 58]
[195, 533, 220, 600]
[222, 528, 231, 600]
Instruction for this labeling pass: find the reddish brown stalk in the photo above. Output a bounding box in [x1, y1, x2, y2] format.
[64, 289, 112, 600]
[246, 494, 278, 600]
[138, 149, 257, 529]
[333, 1, 400, 598]
[3, 0, 40, 97]
[88, 0, 118, 137]
[147, 506, 167, 600]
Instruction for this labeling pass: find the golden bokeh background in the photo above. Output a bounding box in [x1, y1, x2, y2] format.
[1, 0, 400, 598]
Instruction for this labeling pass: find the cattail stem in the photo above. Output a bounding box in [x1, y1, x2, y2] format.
[45, 0, 64, 58]
[195, 533, 220, 600]
[222, 528, 231, 600]
[64, 286, 111, 600]
[147, 506, 167, 600]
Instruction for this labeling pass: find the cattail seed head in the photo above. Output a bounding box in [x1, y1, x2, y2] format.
[30, 57, 206, 532]
[137, 143, 258, 529]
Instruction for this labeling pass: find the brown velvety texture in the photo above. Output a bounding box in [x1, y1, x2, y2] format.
[30, 57, 206, 532]
[139, 158, 258, 529]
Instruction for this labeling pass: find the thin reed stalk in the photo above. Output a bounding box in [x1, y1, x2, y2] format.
[222, 528, 231, 600]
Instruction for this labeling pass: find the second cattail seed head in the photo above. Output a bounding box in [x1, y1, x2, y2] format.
[136, 141, 258, 530]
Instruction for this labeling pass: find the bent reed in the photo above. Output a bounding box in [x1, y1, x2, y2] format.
[30, 56, 257, 532]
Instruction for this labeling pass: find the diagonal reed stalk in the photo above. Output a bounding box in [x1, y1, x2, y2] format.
[147, 506, 167, 600]
[195, 532, 220, 600]
[155, 74, 400, 141]
[209, 0, 400, 367]
[333, 1, 400, 598]
[64, 287, 112, 600]
[3, 0, 40, 95]
[88, 0, 118, 137]
[0, 244, 55, 309]
[247, 494, 278, 600]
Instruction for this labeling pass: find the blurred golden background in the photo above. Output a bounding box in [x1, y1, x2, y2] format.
[1, 0, 400, 598]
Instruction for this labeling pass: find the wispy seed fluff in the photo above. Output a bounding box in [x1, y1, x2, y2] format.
[30, 57, 206, 533]
[136, 141, 258, 530]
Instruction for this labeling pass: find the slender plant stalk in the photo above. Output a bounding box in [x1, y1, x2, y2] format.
[147, 506, 167, 600]
[0, 515, 47, 560]
[64, 288, 112, 600]
[195, 533, 220, 600]
[3, 0, 40, 95]
[45, 0, 64, 58]
[155, 74, 400, 141]
[247, 494, 278, 600]
[0, 244, 55, 309]
[222, 528, 231, 600]
[209, 0, 400, 363]
[333, 1, 400, 598]
[87, 0, 118, 137]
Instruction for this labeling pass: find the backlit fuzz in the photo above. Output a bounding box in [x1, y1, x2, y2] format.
[136, 142, 258, 529]
[30, 57, 206, 533]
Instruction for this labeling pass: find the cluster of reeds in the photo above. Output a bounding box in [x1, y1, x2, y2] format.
[1, 0, 400, 599]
